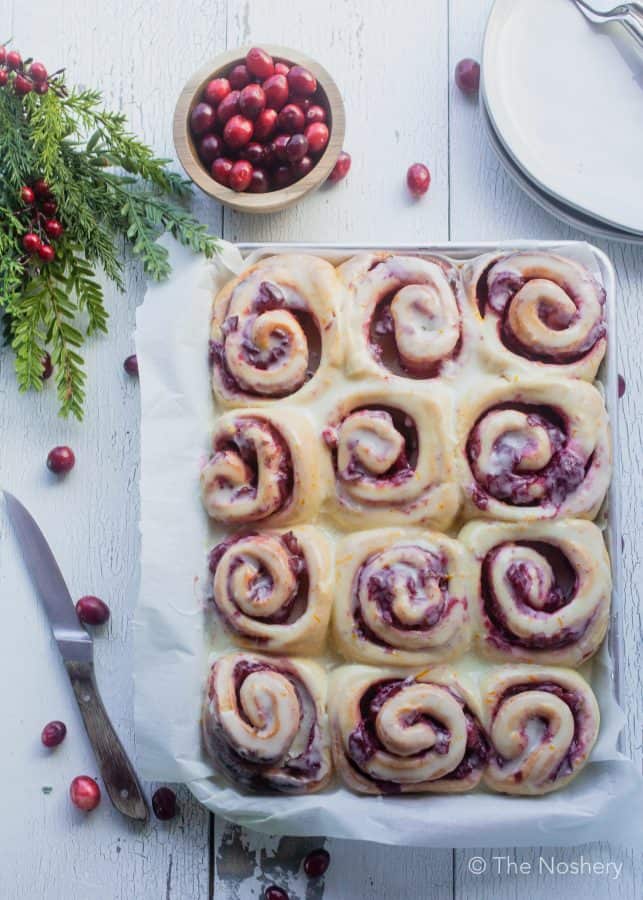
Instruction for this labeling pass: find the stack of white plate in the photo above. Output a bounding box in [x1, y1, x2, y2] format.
[482, 0, 643, 242]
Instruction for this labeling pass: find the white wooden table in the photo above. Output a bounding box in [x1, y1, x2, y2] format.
[1, 2, 641, 897]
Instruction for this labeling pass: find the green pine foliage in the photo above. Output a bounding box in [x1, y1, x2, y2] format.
[0, 50, 219, 420]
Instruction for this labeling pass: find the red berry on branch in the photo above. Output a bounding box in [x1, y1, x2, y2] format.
[228, 64, 250, 91]
[152, 787, 178, 821]
[44, 219, 64, 239]
[41, 352, 53, 379]
[0, 47, 6, 65]
[203, 77, 230, 106]
[20, 186, 35, 204]
[228, 160, 253, 192]
[29, 61, 48, 83]
[70, 776, 101, 811]
[0, 69, 8, 87]
[328, 151, 351, 183]
[123, 354, 139, 376]
[304, 122, 329, 155]
[40, 201, 57, 218]
[406, 163, 431, 197]
[34, 82, 49, 95]
[41, 720, 67, 748]
[47, 445, 75, 474]
[33, 179, 51, 199]
[13, 74, 33, 96]
[38, 243, 55, 263]
[211, 157, 234, 187]
[287, 65, 317, 98]
[455, 58, 480, 95]
[6, 50, 22, 71]
[76, 595, 110, 626]
[22, 232, 41, 254]
[246, 47, 275, 80]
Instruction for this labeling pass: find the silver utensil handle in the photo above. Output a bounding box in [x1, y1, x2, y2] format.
[65, 660, 149, 822]
[624, 15, 643, 45]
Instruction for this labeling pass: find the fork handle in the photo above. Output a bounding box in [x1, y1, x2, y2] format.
[65, 660, 149, 822]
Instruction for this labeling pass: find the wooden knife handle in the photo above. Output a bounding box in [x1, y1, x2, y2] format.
[65, 660, 149, 822]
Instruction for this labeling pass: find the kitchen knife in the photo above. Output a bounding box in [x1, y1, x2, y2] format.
[3, 491, 148, 822]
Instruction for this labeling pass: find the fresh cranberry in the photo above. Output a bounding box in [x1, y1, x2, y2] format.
[190, 102, 216, 135]
[241, 141, 264, 165]
[41, 721, 67, 748]
[44, 219, 64, 239]
[239, 83, 265, 119]
[273, 165, 292, 189]
[262, 141, 277, 168]
[304, 122, 329, 155]
[0, 70, 8, 87]
[14, 74, 33, 96]
[6, 50, 22, 71]
[29, 61, 48, 83]
[0, 46, 5, 64]
[34, 82, 49, 95]
[287, 65, 317, 97]
[211, 157, 234, 186]
[262, 74, 289, 110]
[274, 61, 290, 76]
[22, 232, 41, 254]
[41, 352, 53, 379]
[618, 374, 626, 398]
[407, 162, 431, 197]
[273, 134, 290, 161]
[229, 160, 253, 192]
[305, 104, 326, 125]
[204, 77, 230, 106]
[216, 90, 241, 125]
[198, 133, 222, 164]
[20, 185, 35, 204]
[33, 179, 51, 199]
[264, 887, 289, 900]
[303, 848, 330, 878]
[285, 133, 308, 162]
[223, 115, 253, 149]
[455, 58, 480, 95]
[328, 151, 351, 183]
[246, 47, 274, 80]
[248, 168, 269, 192]
[253, 107, 277, 141]
[278, 103, 305, 133]
[123, 354, 138, 376]
[228, 64, 250, 90]
[47, 446, 75, 475]
[152, 786, 177, 820]
[291, 155, 313, 180]
[70, 776, 101, 811]
[76, 595, 111, 626]
[38, 243, 55, 263]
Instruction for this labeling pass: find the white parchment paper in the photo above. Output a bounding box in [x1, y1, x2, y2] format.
[133, 237, 643, 848]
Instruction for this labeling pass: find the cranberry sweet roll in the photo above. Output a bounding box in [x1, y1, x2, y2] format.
[208, 527, 333, 655]
[460, 519, 611, 666]
[330, 666, 488, 794]
[465, 251, 606, 380]
[457, 377, 610, 521]
[322, 388, 459, 530]
[203, 652, 332, 794]
[483, 666, 600, 795]
[333, 529, 473, 666]
[201, 409, 321, 526]
[209, 254, 343, 407]
[338, 252, 467, 380]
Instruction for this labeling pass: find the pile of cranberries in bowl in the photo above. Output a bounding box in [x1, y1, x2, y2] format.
[189, 47, 339, 193]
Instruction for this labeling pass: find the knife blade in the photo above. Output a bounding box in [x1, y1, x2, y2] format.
[4, 491, 149, 822]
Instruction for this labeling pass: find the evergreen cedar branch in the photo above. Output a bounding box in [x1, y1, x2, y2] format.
[0, 56, 219, 420]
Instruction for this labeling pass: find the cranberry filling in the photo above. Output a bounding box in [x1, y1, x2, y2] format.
[334, 405, 419, 488]
[493, 682, 585, 780]
[211, 418, 293, 506]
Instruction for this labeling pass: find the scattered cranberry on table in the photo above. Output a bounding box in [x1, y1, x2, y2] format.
[618, 374, 626, 398]
[328, 150, 351, 183]
[70, 775, 101, 811]
[455, 58, 481, 95]
[123, 353, 139, 376]
[152, 786, 178, 820]
[76, 595, 111, 626]
[190, 46, 337, 194]
[302, 847, 330, 878]
[47, 445, 75, 475]
[41, 720, 67, 748]
[406, 162, 431, 197]
[264, 887, 289, 900]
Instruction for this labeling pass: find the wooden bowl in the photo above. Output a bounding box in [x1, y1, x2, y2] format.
[173, 45, 345, 214]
